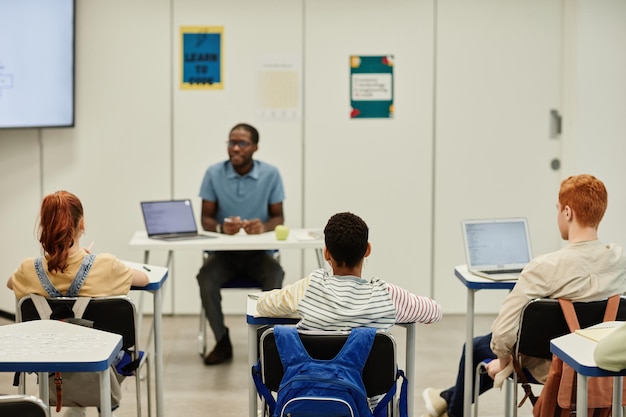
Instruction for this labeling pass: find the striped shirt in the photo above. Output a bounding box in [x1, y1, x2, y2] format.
[256, 268, 442, 330]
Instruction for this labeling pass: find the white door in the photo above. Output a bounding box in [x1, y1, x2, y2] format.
[434, 0, 564, 313]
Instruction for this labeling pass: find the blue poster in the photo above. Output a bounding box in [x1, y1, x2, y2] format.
[180, 26, 223, 90]
[350, 55, 394, 118]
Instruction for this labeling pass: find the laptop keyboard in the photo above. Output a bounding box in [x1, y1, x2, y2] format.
[482, 268, 523, 275]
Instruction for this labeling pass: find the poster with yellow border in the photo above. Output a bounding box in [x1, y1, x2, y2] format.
[180, 26, 223, 90]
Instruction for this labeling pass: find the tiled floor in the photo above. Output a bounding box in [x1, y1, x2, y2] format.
[0, 313, 536, 417]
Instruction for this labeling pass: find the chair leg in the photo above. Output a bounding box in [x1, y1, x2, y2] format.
[135, 353, 152, 417]
[198, 307, 207, 357]
[504, 376, 513, 417]
[474, 362, 486, 417]
[146, 355, 152, 417]
[135, 363, 143, 417]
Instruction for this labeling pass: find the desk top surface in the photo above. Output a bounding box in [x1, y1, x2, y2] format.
[0, 319, 122, 372]
[129, 229, 324, 251]
[245, 292, 300, 325]
[125, 260, 168, 291]
[455, 265, 517, 290]
[551, 321, 626, 377]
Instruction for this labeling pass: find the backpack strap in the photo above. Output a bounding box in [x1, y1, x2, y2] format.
[372, 368, 409, 417]
[30, 294, 53, 319]
[71, 297, 91, 319]
[558, 299, 580, 332]
[603, 295, 620, 322]
[559, 295, 621, 332]
[274, 326, 376, 370]
[333, 327, 376, 371]
[273, 326, 312, 367]
[251, 360, 277, 414]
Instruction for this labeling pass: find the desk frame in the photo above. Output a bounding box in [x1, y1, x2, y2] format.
[127, 261, 168, 417]
[1, 320, 122, 417]
[455, 265, 516, 417]
[551, 325, 626, 417]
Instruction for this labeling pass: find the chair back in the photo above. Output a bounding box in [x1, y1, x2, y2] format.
[0, 394, 48, 417]
[17, 295, 138, 352]
[516, 296, 626, 360]
[259, 327, 397, 397]
[203, 250, 279, 289]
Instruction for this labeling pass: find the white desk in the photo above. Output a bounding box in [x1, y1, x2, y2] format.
[129, 229, 324, 255]
[129, 229, 325, 313]
[128, 230, 322, 417]
[245, 294, 417, 417]
[551, 322, 626, 417]
[125, 261, 168, 417]
[0, 319, 122, 417]
[455, 265, 517, 417]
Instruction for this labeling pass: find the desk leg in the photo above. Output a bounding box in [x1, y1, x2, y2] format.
[315, 248, 324, 269]
[577, 373, 588, 417]
[406, 322, 416, 417]
[465, 289, 475, 417]
[614, 376, 623, 417]
[39, 372, 48, 408]
[100, 368, 112, 417]
[248, 323, 258, 417]
[165, 250, 174, 314]
[136, 250, 151, 347]
[154, 288, 164, 417]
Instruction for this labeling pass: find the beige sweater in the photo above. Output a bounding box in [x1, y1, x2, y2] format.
[490, 240, 626, 383]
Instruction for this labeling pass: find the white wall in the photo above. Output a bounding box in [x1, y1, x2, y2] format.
[565, 0, 626, 248]
[303, 0, 435, 298]
[1, 0, 625, 317]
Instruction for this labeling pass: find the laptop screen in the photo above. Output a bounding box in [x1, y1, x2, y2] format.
[462, 218, 532, 270]
[141, 200, 198, 236]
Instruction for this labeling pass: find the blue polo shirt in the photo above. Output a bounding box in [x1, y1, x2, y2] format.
[199, 160, 285, 222]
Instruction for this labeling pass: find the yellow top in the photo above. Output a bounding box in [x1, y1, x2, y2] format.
[10, 248, 133, 300]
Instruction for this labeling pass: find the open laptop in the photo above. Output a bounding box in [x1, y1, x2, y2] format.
[141, 199, 215, 240]
[461, 218, 532, 281]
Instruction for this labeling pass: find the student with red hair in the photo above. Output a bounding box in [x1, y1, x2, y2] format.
[7, 190, 149, 417]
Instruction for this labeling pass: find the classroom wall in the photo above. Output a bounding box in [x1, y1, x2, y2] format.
[1, 0, 625, 316]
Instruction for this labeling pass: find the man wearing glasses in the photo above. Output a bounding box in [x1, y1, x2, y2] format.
[197, 123, 285, 365]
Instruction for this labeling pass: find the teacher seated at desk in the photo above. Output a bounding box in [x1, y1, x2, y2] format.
[6, 190, 149, 417]
[256, 211, 442, 330]
[196, 123, 285, 365]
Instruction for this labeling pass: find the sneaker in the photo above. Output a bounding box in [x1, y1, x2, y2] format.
[204, 328, 233, 365]
[423, 388, 448, 417]
[63, 407, 87, 417]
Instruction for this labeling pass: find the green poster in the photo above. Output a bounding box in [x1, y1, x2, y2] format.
[350, 55, 394, 118]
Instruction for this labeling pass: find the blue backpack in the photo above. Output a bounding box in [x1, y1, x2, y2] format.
[252, 326, 407, 417]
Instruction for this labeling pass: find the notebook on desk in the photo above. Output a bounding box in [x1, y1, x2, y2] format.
[141, 199, 215, 241]
[462, 217, 532, 281]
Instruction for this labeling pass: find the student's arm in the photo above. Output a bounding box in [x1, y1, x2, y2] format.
[6, 276, 13, 290]
[594, 324, 626, 372]
[387, 282, 442, 324]
[257, 274, 311, 317]
[131, 269, 150, 287]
